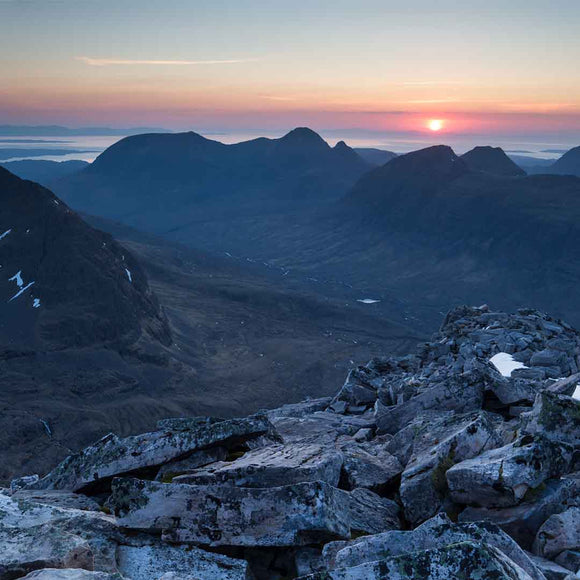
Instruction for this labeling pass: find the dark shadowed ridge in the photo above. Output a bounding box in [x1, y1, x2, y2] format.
[354, 147, 398, 166]
[548, 145, 580, 176]
[0, 159, 89, 188]
[343, 145, 468, 210]
[53, 128, 371, 224]
[0, 166, 170, 351]
[461, 146, 526, 177]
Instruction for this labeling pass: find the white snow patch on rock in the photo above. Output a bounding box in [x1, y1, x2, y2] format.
[32, 298, 41, 308]
[490, 352, 527, 378]
[0, 229, 11, 240]
[9, 270, 23, 287]
[357, 299, 381, 304]
[9, 281, 35, 302]
[125, 268, 132, 282]
[572, 384, 580, 401]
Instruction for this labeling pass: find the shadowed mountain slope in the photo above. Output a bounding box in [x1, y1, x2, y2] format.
[461, 146, 526, 176]
[54, 128, 371, 233]
[0, 159, 89, 188]
[547, 145, 580, 176]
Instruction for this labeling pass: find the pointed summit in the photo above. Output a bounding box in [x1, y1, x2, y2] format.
[278, 127, 330, 152]
[461, 146, 525, 177]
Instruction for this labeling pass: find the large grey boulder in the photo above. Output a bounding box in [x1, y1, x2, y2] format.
[347, 488, 400, 535]
[0, 493, 119, 578]
[459, 473, 580, 549]
[375, 364, 487, 434]
[299, 541, 536, 579]
[270, 410, 374, 446]
[399, 411, 502, 524]
[533, 507, 580, 559]
[109, 478, 351, 547]
[115, 544, 253, 580]
[340, 443, 402, 491]
[173, 443, 343, 488]
[447, 435, 573, 507]
[522, 392, 580, 448]
[329, 516, 544, 580]
[32, 414, 279, 492]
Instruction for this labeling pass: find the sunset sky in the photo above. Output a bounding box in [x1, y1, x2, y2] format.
[2, 0, 580, 146]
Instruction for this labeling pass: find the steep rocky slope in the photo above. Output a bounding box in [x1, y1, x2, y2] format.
[0, 167, 170, 351]
[3, 305, 578, 579]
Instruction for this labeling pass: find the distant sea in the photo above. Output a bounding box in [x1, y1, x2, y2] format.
[0, 131, 572, 163]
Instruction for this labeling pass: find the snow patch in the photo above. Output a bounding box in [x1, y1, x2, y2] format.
[8, 270, 36, 302]
[490, 352, 527, 378]
[125, 268, 132, 282]
[9, 281, 35, 302]
[32, 298, 41, 308]
[9, 271, 23, 287]
[573, 384, 580, 401]
[0, 229, 11, 240]
[357, 298, 381, 304]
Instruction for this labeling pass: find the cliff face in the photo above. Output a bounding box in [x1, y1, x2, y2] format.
[2, 305, 579, 579]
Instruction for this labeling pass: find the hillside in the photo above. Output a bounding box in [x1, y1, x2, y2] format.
[0, 169, 421, 482]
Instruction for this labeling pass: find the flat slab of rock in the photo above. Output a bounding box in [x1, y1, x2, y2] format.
[32, 414, 278, 492]
[299, 541, 535, 579]
[109, 478, 351, 547]
[328, 516, 544, 580]
[116, 543, 252, 579]
[173, 443, 343, 488]
[21, 571, 119, 580]
[10, 490, 101, 511]
[447, 435, 573, 507]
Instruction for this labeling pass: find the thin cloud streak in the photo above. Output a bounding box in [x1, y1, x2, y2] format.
[75, 56, 261, 67]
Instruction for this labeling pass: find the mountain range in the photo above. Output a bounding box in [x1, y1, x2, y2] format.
[51, 132, 580, 332]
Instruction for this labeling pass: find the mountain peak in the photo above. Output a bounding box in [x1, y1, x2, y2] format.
[278, 127, 329, 150]
[461, 146, 525, 176]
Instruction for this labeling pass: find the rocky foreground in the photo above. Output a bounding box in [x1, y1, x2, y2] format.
[2, 306, 579, 579]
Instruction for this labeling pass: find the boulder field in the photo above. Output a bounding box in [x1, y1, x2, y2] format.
[2, 305, 579, 579]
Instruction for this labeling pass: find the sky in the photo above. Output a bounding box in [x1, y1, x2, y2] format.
[1, 0, 580, 148]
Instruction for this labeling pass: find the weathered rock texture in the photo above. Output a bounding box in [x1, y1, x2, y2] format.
[4, 305, 580, 579]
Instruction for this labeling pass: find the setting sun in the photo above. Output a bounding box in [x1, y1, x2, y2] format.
[428, 119, 444, 132]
